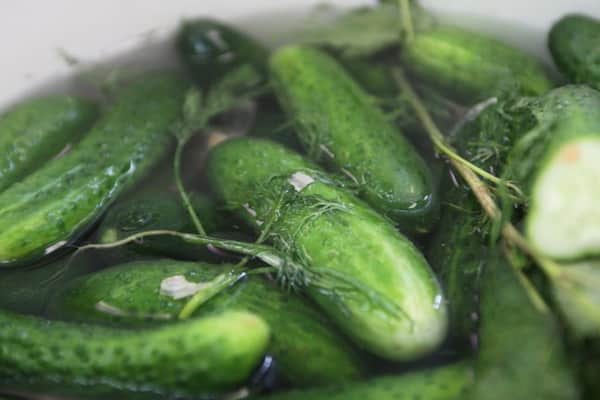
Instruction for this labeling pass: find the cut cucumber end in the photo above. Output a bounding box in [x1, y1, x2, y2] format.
[526, 138, 600, 259]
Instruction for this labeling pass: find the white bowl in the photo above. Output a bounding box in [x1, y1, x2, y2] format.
[1, 0, 600, 109]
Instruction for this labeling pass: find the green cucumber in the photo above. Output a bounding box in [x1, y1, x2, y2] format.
[47, 259, 366, 386]
[427, 182, 578, 398]
[270, 46, 438, 233]
[0, 95, 97, 193]
[0, 309, 269, 398]
[0, 252, 98, 315]
[340, 56, 464, 134]
[339, 56, 463, 165]
[207, 137, 447, 361]
[97, 191, 231, 262]
[177, 18, 269, 88]
[259, 362, 472, 400]
[402, 25, 553, 101]
[464, 251, 579, 400]
[503, 85, 600, 259]
[549, 14, 600, 89]
[427, 179, 483, 349]
[426, 94, 521, 347]
[427, 101, 578, 398]
[0, 74, 187, 266]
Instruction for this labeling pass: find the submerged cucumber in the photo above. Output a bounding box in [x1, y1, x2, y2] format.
[503, 85, 600, 259]
[0, 74, 187, 266]
[433, 188, 579, 399]
[0, 95, 97, 193]
[0, 253, 98, 316]
[427, 106, 579, 398]
[0, 309, 269, 398]
[464, 251, 579, 400]
[47, 260, 365, 386]
[428, 181, 579, 398]
[549, 14, 600, 89]
[270, 46, 438, 233]
[177, 18, 269, 88]
[207, 137, 447, 361]
[97, 191, 231, 262]
[427, 178, 483, 349]
[402, 25, 552, 101]
[426, 94, 523, 347]
[260, 362, 472, 400]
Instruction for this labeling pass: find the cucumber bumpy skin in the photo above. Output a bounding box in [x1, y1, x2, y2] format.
[46, 260, 366, 386]
[0, 74, 187, 266]
[549, 14, 600, 89]
[0, 95, 97, 193]
[260, 362, 472, 400]
[207, 137, 447, 361]
[402, 25, 553, 102]
[270, 46, 438, 234]
[503, 85, 600, 260]
[0, 309, 269, 398]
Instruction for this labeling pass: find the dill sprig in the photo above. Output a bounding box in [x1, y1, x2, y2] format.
[75, 228, 406, 322]
[171, 65, 265, 236]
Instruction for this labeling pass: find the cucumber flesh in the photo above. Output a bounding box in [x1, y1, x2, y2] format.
[526, 138, 600, 259]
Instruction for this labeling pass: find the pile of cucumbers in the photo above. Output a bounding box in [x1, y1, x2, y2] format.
[1, 1, 599, 399]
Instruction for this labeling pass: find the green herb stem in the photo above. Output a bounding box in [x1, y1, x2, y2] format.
[174, 139, 206, 236]
[392, 66, 564, 298]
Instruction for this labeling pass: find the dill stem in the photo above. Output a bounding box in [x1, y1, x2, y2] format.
[392, 67, 561, 281]
[392, 69, 509, 187]
[174, 139, 206, 236]
[178, 271, 244, 319]
[399, 0, 415, 41]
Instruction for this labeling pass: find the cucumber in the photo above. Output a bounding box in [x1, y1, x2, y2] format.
[464, 251, 579, 400]
[339, 56, 463, 164]
[340, 56, 464, 134]
[427, 107, 579, 398]
[503, 85, 600, 259]
[270, 46, 439, 233]
[0, 252, 98, 315]
[426, 94, 521, 347]
[259, 362, 471, 400]
[427, 179, 483, 349]
[47, 259, 366, 386]
[0, 74, 187, 266]
[549, 14, 600, 89]
[402, 25, 553, 101]
[177, 18, 269, 88]
[427, 183, 578, 398]
[96, 191, 231, 262]
[0, 95, 97, 193]
[0, 308, 269, 398]
[207, 137, 447, 361]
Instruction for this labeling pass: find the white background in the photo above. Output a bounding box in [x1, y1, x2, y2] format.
[1, 0, 599, 107]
